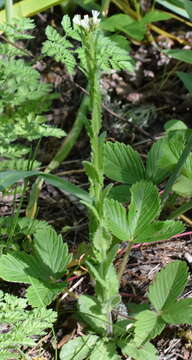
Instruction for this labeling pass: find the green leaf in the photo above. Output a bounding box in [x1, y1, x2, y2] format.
[119, 340, 158, 360]
[177, 72, 192, 94]
[0, 170, 39, 190]
[104, 199, 129, 241]
[78, 295, 108, 335]
[148, 261, 188, 311]
[134, 310, 166, 346]
[164, 119, 188, 132]
[92, 223, 112, 261]
[60, 335, 99, 360]
[27, 279, 66, 307]
[146, 139, 171, 183]
[183, 0, 192, 18]
[164, 49, 192, 64]
[107, 184, 131, 202]
[0, 171, 91, 203]
[104, 142, 145, 184]
[162, 298, 192, 324]
[90, 339, 121, 360]
[83, 161, 100, 184]
[156, 0, 190, 19]
[172, 174, 192, 197]
[0, 252, 35, 283]
[134, 220, 184, 244]
[127, 181, 160, 240]
[101, 14, 135, 32]
[142, 9, 172, 23]
[42, 173, 91, 203]
[34, 227, 72, 279]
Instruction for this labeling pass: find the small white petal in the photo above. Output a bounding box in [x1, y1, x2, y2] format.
[82, 15, 90, 29]
[73, 14, 81, 26]
[92, 10, 100, 25]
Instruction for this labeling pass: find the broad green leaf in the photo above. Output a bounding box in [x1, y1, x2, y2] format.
[78, 295, 108, 335]
[107, 184, 131, 202]
[142, 9, 172, 23]
[146, 139, 171, 183]
[156, 0, 190, 19]
[119, 340, 158, 360]
[0, 0, 68, 23]
[134, 220, 184, 244]
[177, 72, 192, 94]
[148, 261, 188, 311]
[134, 310, 166, 346]
[164, 49, 192, 64]
[104, 142, 145, 184]
[101, 14, 135, 32]
[127, 181, 160, 240]
[0, 251, 55, 282]
[0, 252, 33, 283]
[104, 199, 129, 241]
[34, 227, 72, 278]
[90, 339, 121, 360]
[27, 278, 66, 307]
[101, 14, 146, 40]
[164, 119, 188, 132]
[172, 174, 192, 197]
[60, 335, 99, 360]
[162, 298, 192, 324]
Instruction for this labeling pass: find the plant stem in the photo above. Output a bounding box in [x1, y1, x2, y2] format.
[26, 94, 89, 218]
[169, 200, 192, 219]
[118, 242, 132, 284]
[101, 0, 111, 16]
[161, 133, 192, 207]
[5, 0, 13, 24]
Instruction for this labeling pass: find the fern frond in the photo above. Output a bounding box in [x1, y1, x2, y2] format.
[0, 18, 35, 41]
[42, 26, 77, 74]
[0, 291, 56, 358]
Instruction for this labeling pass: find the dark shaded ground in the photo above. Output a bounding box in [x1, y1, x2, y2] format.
[1, 5, 192, 359]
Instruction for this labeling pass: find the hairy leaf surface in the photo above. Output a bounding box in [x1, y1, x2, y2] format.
[104, 142, 145, 184]
[148, 261, 188, 311]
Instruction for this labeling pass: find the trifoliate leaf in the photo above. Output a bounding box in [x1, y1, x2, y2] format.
[119, 340, 158, 360]
[134, 220, 184, 244]
[104, 199, 129, 241]
[104, 142, 145, 184]
[134, 310, 165, 346]
[127, 181, 160, 240]
[60, 335, 99, 360]
[148, 261, 188, 311]
[162, 298, 192, 324]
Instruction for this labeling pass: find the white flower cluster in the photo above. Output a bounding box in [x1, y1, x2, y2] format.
[73, 10, 100, 30]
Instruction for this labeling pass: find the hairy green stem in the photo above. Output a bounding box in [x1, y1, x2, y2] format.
[5, 0, 13, 24]
[118, 242, 132, 284]
[161, 133, 192, 207]
[26, 95, 89, 218]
